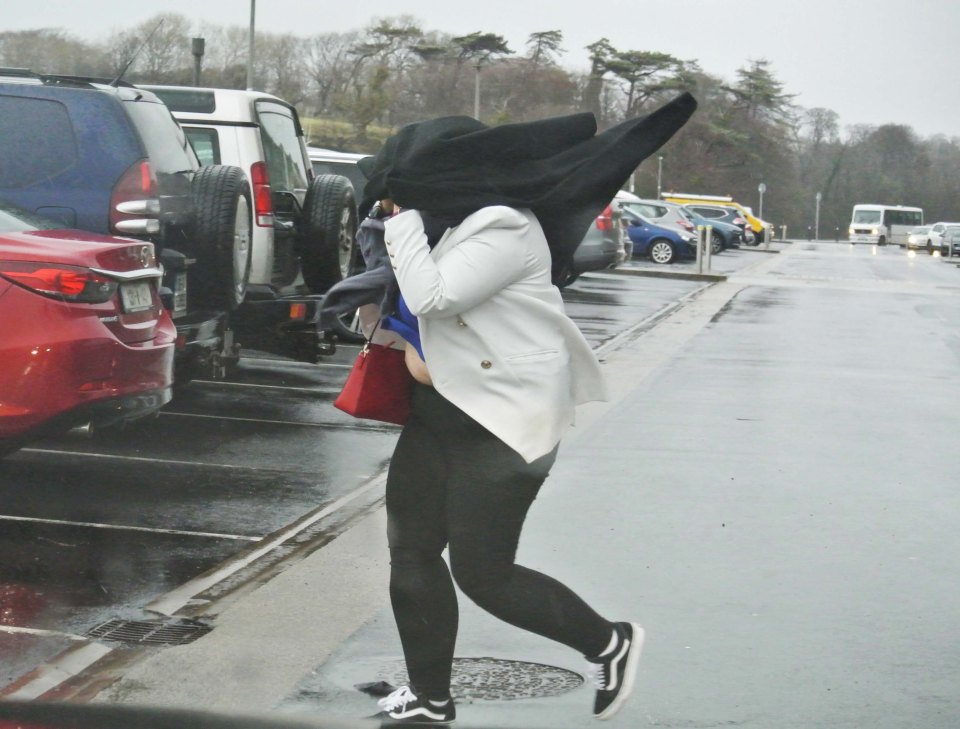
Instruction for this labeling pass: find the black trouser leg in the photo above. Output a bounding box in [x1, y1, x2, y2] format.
[385, 385, 614, 699]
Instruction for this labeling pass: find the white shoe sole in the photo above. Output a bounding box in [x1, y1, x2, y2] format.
[595, 623, 645, 720]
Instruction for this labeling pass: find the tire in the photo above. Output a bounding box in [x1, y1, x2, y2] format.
[649, 239, 676, 264]
[878, 235, 887, 246]
[328, 307, 366, 344]
[188, 165, 252, 311]
[298, 174, 358, 293]
[710, 231, 724, 254]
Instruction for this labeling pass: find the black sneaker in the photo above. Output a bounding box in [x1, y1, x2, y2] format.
[586, 622, 645, 720]
[374, 685, 456, 724]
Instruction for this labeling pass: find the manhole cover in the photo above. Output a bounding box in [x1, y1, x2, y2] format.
[377, 657, 583, 701]
[85, 618, 211, 646]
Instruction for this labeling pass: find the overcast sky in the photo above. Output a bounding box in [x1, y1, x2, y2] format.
[7, 0, 960, 138]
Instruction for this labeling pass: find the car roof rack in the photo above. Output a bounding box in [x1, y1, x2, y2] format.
[0, 67, 137, 89]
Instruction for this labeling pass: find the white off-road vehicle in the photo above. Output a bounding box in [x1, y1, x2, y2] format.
[141, 85, 360, 358]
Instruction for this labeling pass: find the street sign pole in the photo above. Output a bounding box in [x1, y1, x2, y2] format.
[815, 191, 822, 241]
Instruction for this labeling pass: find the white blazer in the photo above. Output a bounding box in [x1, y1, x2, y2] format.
[383, 206, 607, 462]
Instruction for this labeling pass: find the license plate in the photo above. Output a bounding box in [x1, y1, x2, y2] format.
[173, 272, 188, 314]
[120, 281, 154, 312]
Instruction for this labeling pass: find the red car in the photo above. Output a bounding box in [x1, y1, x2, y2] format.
[0, 202, 175, 457]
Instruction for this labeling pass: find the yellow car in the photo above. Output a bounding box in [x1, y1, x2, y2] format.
[662, 193, 771, 242]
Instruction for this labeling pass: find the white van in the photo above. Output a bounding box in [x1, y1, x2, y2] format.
[848, 204, 923, 246]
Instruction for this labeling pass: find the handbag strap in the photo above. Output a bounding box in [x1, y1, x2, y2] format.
[361, 317, 383, 356]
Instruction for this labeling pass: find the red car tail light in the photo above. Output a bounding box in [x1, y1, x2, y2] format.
[733, 217, 747, 226]
[0, 261, 118, 304]
[251, 161, 274, 227]
[595, 205, 614, 232]
[96, 243, 158, 272]
[109, 159, 161, 236]
[679, 220, 695, 232]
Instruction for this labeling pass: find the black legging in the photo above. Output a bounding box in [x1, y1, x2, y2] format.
[385, 383, 614, 700]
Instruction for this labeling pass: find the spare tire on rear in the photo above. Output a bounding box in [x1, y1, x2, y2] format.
[298, 174, 358, 293]
[187, 165, 252, 311]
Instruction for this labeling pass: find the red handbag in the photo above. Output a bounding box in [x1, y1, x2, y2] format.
[334, 341, 414, 425]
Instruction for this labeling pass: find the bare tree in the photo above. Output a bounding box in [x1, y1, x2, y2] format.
[197, 23, 250, 88]
[104, 13, 194, 83]
[257, 33, 308, 103]
[0, 29, 107, 76]
[305, 31, 360, 115]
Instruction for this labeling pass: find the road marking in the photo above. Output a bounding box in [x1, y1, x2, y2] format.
[0, 625, 89, 642]
[182, 380, 337, 393]
[159, 411, 395, 431]
[0, 514, 259, 541]
[144, 473, 387, 616]
[1, 643, 113, 700]
[21, 448, 273, 470]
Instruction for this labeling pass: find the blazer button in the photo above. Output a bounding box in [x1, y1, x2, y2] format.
[480, 360, 492, 369]
[457, 317, 467, 327]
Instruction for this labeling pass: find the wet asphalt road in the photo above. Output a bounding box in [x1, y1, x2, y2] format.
[0, 253, 717, 690]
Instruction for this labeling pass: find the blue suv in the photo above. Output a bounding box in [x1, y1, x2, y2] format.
[0, 69, 256, 378]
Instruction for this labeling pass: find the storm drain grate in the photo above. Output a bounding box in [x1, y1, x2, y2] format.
[378, 657, 584, 701]
[85, 618, 212, 646]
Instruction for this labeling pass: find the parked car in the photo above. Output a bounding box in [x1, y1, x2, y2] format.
[308, 147, 372, 218]
[621, 199, 695, 234]
[680, 202, 756, 245]
[617, 198, 737, 255]
[941, 226, 960, 257]
[678, 205, 744, 251]
[141, 85, 359, 357]
[0, 69, 250, 379]
[559, 203, 626, 287]
[924, 221, 960, 254]
[906, 225, 932, 251]
[0, 201, 175, 458]
[621, 209, 697, 264]
[663, 193, 768, 243]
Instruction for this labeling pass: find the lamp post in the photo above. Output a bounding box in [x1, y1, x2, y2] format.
[245, 0, 256, 91]
[815, 191, 822, 241]
[758, 182, 766, 219]
[656, 155, 663, 198]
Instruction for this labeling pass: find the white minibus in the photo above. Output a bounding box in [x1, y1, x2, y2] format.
[848, 204, 923, 246]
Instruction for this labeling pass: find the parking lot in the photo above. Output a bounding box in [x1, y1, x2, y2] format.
[3, 249, 771, 691]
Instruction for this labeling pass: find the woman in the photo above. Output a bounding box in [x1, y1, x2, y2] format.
[356, 95, 697, 724]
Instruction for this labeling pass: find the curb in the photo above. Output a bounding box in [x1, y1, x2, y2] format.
[609, 268, 727, 283]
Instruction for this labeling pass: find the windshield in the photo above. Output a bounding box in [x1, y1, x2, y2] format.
[853, 210, 882, 224]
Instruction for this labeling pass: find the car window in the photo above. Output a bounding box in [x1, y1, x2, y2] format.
[692, 206, 724, 219]
[257, 102, 309, 194]
[311, 160, 366, 202]
[123, 99, 198, 174]
[185, 127, 221, 166]
[0, 95, 78, 188]
[623, 202, 665, 219]
[0, 199, 58, 231]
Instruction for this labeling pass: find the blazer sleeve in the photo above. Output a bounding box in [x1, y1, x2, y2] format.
[384, 207, 531, 318]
